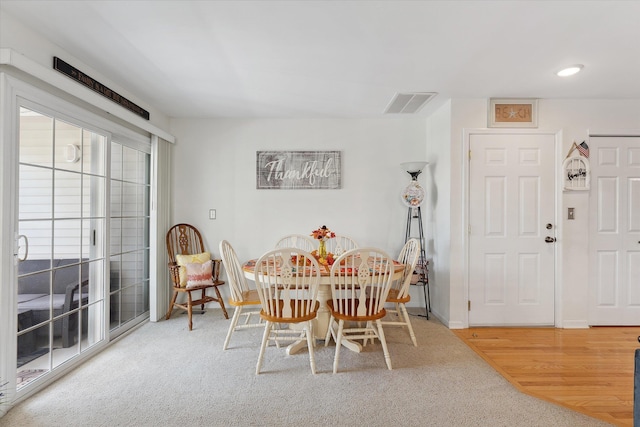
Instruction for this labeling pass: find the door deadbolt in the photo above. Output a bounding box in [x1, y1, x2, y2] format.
[546, 223, 553, 230]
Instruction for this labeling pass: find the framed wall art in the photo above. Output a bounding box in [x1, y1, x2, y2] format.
[256, 150, 341, 189]
[488, 98, 538, 128]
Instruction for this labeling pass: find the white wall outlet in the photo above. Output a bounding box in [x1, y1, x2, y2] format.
[209, 209, 216, 220]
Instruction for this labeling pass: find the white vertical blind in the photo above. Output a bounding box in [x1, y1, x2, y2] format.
[149, 136, 171, 321]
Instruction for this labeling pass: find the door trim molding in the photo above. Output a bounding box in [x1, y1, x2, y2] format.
[588, 129, 640, 137]
[462, 128, 563, 328]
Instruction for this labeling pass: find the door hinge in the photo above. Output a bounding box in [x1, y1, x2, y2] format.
[468, 150, 471, 160]
[468, 300, 471, 311]
[468, 225, 471, 234]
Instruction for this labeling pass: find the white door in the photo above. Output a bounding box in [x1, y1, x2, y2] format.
[588, 136, 640, 325]
[468, 132, 557, 326]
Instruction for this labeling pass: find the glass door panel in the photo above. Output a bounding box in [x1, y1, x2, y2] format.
[108, 142, 150, 336]
[17, 106, 107, 390]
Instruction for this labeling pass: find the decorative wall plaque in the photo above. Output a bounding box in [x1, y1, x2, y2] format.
[562, 142, 590, 191]
[53, 57, 150, 120]
[256, 151, 341, 189]
[489, 98, 538, 128]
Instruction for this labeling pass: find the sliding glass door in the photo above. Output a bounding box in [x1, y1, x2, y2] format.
[17, 105, 106, 388]
[15, 100, 151, 391]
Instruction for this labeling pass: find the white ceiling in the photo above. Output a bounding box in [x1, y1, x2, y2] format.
[2, 1, 639, 119]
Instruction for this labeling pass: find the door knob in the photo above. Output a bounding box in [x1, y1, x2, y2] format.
[544, 236, 556, 243]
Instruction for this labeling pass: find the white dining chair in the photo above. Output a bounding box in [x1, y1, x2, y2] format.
[325, 247, 395, 373]
[274, 234, 316, 252]
[325, 235, 358, 256]
[219, 240, 264, 350]
[254, 248, 321, 374]
[380, 238, 421, 346]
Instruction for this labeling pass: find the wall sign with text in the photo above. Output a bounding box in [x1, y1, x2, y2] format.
[256, 151, 341, 189]
[488, 98, 538, 128]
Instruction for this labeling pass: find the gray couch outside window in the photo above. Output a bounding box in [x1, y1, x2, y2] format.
[18, 259, 89, 354]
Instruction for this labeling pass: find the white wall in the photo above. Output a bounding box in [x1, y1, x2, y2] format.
[169, 118, 428, 305]
[445, 98, 640, 328]
[0, 9, 171, 133]
[425, 101, 452, 322]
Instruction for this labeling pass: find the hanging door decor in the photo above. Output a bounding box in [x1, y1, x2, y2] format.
[562, 141, 590, 191]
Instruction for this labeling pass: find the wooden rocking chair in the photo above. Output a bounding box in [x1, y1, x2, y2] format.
[166, 223, 228, 330]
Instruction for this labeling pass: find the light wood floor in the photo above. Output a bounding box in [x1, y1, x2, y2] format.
[453, 327, 639, 427]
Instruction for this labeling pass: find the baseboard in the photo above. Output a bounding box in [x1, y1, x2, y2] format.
[561, 320, 590, 329]
[447, 319, 466, 329]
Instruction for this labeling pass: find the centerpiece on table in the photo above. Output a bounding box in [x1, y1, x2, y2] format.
[310, 225, 336, 265]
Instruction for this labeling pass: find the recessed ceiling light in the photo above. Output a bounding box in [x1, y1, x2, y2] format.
[556, 64, 584, 77]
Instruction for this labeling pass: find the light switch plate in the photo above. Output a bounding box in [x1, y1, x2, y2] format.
[209, 209, 216, 220]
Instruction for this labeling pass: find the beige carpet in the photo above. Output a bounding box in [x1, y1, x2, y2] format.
[2, 309, 612, 427]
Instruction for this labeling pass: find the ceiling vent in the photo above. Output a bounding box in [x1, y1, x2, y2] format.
[384, 92, 437, 114]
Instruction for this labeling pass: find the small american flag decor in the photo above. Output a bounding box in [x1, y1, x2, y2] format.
[577, 141, 590, 158]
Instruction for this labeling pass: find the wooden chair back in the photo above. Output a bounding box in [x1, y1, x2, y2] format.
[219, 239, 253, 303]
[391, 238, 421, 300]
[329, 247, 394, 321]
[254, 248, 321, 322]
[274, 234, 316, 253]
[166, 223, 205, 264]
[326, 235, 358, 256]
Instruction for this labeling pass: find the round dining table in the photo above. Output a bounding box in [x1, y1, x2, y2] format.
[242, 257, 405, 354]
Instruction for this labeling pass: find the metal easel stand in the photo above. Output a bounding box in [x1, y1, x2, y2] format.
[405, 206, 430, 319]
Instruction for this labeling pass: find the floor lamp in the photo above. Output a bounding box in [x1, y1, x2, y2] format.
[401, 161, 430, 319]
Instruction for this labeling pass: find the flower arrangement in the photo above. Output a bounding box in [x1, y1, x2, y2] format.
[310, 225, 336, 265]
[310, 225, 336, 241]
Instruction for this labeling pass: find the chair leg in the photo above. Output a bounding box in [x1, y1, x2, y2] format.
[362, 321, 370, 346]
[376, 319, 392, 370]
[256, 321, 272, 375]
[213, 285, 229, 319]
[364, 320, 377, 346]
[325, 317, 335, 345]
[306, 321, 316, 375]
[399, 303, 418, 346]
[187, 291, 194, 331]
[166, 291, 179, 320]
[223, 306, 243, 350]
[333, 319, 345, 374]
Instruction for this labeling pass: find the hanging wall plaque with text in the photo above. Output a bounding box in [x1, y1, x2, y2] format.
[256, 151, 341, 189]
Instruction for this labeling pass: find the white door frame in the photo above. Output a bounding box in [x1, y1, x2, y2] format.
[462, 128, 564, 328]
